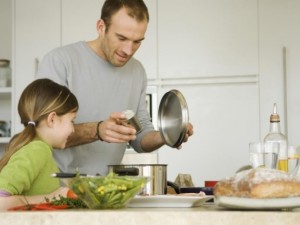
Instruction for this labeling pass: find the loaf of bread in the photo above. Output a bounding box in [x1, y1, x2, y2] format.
[213, 168, 300, 198]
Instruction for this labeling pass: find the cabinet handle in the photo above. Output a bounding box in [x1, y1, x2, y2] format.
[282, 46, 288, 136]
[34, 57, 39, 78]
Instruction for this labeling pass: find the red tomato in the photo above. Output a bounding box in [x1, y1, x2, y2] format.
[67, 189, 78, 199]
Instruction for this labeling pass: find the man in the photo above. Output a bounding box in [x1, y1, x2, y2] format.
[38, 0, 193, 175]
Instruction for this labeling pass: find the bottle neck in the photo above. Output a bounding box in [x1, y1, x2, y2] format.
[269, 121, 281, 133]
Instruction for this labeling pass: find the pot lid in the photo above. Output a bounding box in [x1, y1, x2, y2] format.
[158, 89, 189, 148]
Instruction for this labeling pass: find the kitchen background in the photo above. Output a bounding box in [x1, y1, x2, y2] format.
[0, 0, 299, 186]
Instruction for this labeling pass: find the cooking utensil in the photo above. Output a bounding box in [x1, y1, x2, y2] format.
[110, 167, 139, 176]
[51, 173, 88, 178]
[108, 164, 167, 195]
[158, 89, 189, 148]
[122, 110, 142, 133]
[179, 187, 214, 196]
[166, 182, 214, 195]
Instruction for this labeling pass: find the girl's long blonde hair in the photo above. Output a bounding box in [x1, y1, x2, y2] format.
[0, 79, 79, 171]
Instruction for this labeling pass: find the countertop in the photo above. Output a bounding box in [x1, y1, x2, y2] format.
[1, 203, 300, 225]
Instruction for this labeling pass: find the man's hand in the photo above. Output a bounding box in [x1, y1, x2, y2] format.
[176, 122, 194, 150]
[98, 112, 137, 143]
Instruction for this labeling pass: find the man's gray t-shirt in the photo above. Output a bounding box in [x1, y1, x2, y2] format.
[37, 41, 154, 175]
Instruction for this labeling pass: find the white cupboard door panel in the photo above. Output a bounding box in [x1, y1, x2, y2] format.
[158, 0, 258, 78]
[61, 0, 157, 79]
[61, 0, 102, 45]
[14, 0, 61, 133]
[133, 0, 158, 80]
[0, 0, 12, 137]
[259, 0, 300, 146]
[157, 84, 260, 186]
[0, 96, 11, 121]
[0, 0, 12, 59]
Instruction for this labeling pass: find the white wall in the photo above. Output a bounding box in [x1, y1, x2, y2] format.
[0, 0, 12, 60]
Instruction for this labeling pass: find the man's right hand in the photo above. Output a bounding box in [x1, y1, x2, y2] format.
[97, 112, 137, 143]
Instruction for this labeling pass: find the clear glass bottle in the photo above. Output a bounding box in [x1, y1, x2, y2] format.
[264, 103, 288, 172]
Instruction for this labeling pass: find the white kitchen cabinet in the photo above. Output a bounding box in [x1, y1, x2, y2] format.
[0, 0, 12, 150]
[61, 0, 101, 45]
[158, 83, 260, 186]
[0, 0, 12, 60]
[13, 0, 61, 133]
[61, 0, 158, 80]
[157, 0, 258, 79]
[0, 88, 11, 145]
[259, 0, 300, 146]
[134, 0, 158, 80]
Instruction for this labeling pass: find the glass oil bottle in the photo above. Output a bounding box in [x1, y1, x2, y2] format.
[264, 103, 288, 172]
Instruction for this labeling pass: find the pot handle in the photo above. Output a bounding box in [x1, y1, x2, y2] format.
[167, 181, 181, 194]
[112, 167, 139, 176]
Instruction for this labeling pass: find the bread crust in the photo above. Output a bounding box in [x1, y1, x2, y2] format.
[214, 168, 300, 198]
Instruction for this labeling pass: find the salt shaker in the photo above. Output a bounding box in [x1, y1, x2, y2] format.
[122, 110, 142, 133]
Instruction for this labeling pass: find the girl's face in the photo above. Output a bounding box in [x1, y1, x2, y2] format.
[52, 112, 76, 149]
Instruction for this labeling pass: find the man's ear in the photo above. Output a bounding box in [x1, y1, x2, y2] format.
[46, 112, 57, 127]
[96, 19, 106, 34]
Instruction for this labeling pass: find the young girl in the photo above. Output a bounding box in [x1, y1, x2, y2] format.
[0, 78, 79, 210]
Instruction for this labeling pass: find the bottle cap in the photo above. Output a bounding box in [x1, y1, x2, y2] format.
[270, 103, 280, 122]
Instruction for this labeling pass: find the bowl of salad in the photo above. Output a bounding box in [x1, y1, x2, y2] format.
[69, 172, 148, 209]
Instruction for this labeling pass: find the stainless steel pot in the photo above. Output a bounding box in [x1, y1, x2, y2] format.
[108, 164, 167, 195]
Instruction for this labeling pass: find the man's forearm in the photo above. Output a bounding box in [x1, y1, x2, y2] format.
[141, 131, 165, 152]
[66, 122, 99, 148]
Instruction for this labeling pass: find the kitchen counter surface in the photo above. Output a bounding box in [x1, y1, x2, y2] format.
[1, 203, 300, 225]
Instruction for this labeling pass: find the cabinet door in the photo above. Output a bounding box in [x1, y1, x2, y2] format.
[61, 0, 157, 79]
[133, 0, 157, 80]
[259, 0, 300, 146]
[0, 0, 12, 144]
[158, 84, 260, 186]
[14, 0, 61, 133]
[158, 0, 258, 79]
[0, 0, 12, 60]
[61, 0, 101, 45]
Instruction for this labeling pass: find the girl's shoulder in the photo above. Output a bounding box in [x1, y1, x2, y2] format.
[25, 139, 51, 148]
[13, 140, 52, 159]
[5, 140, 54, 173]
